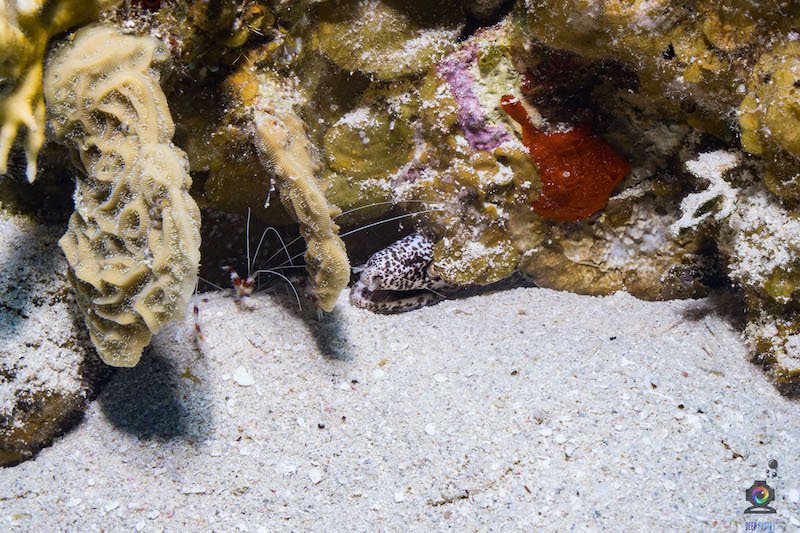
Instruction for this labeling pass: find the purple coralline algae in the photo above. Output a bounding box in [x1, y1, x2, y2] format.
[436, 44, 512, 151]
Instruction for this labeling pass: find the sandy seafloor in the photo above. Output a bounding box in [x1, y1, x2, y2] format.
[1, 287, 800, 531]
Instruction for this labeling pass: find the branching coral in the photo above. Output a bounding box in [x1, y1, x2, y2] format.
[0, 0, 118, 182]
[44, 25, 201, 367]
[672, 151, 740, 234]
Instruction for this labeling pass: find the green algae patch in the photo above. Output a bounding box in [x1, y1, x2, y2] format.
[325, 107, 414, 178]
[432, 231, 521, 286]
[323, 88, 416, 223]
[312, 0, 462, 80]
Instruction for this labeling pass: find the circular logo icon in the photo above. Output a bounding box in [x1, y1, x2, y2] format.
[749, 484, 771, 505]
[744, 480, 776, 514]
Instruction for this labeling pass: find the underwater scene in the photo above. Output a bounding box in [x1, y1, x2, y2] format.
[1, 0, 800, 529]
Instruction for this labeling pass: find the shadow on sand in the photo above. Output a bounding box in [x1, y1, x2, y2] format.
[97, 347, 212, 441]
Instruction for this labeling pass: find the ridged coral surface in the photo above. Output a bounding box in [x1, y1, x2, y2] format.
[253, 104, 351, 312]
[0, 0, 117, 182]
[44, 25, 201, 367]
[241, 73, 348, 313]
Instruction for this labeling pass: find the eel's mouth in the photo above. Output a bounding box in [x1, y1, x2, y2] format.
[349, 282, 446, 314]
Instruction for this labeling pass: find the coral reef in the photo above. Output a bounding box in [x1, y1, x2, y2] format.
[523, 0, 800, 202]
[44, 25, 201, 367]
[0, 0, 796, 417]
[0, 0, 117, 182]
[311, 0, 463, 81]
[318, 19, 706, 301]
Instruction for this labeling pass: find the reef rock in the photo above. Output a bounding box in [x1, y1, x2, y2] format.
[0, 212, 107, 466]
[523, 0, 800, 203]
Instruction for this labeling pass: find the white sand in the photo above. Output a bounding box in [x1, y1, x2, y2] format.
[2, 288, 799, 531]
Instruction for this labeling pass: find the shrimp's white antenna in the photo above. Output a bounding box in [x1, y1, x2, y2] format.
[245, 207, 252, 278]
[251, 269, 303, 310]
[252, 225, 293, 272]
[257, 200, 439, 269]
[275, 208, 445, 267]
[336, 199, 432, 218]
[198, 276, 225, 291]
[425, 287, 448, 299]
[338, 208, 443, 238]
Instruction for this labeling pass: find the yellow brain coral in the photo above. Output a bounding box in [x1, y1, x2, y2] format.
[44, 25, 201, 367]
[0, 0, 118, 182]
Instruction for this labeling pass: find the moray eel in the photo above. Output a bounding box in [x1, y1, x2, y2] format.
[350, 233, 451, 313]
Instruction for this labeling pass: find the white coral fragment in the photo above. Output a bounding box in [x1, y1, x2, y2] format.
[44, 25, 201, 367]
[672, 150, 740, 235]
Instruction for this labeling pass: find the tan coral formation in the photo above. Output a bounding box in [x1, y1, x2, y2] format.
[248, 74, 350, 312]
[518, 196, 711, 300]
[0, 0, 118, 182]
[44, 25, 201, 367]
